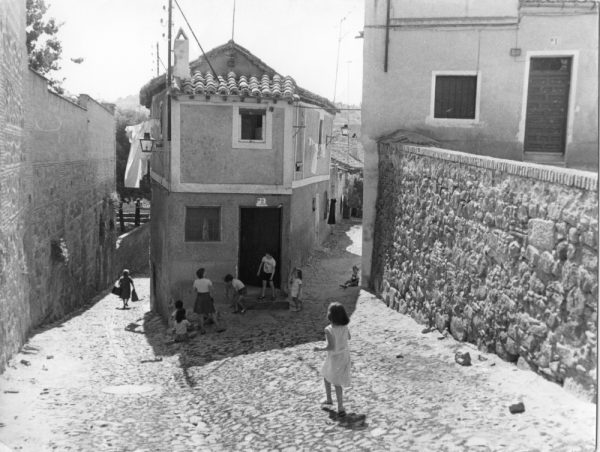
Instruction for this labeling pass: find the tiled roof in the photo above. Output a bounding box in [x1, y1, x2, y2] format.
[140, 41, 338, 113]
[329, 133, 364, 171]
[173, 72, 300, 102]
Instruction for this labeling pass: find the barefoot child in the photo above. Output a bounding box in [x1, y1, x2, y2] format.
[289, 268, 303, 312]
[313, 302, 351, 417]
[224, 274, 247, 314]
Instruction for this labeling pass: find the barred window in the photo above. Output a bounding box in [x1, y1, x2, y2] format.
[185, 207, 221, 242]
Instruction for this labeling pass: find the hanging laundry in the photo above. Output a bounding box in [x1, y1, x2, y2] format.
[124, 119, 158, 188]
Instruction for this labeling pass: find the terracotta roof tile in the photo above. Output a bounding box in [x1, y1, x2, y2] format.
[173, 71, 300, 101]
[329, 133, 364, 171]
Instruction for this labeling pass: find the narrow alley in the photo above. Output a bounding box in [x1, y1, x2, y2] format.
[0, 221, 595, 452]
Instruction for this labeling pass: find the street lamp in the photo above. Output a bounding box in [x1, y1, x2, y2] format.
[140, 132, 155, 153]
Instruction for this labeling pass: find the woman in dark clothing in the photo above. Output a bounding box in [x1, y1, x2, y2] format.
[118, 269, 135, 309]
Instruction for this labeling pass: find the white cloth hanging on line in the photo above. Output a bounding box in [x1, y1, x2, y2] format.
[124, 119, 158, 188]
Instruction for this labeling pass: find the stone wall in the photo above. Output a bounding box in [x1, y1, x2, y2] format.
[0, 0, 29, 372]
[114, 223, 150, 280]
[374, 143, 598, 401]
[23, 70, 118, 329]
[0, 54, 118, 371]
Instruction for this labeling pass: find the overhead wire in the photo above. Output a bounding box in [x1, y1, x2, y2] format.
[172, 0, 219, 80]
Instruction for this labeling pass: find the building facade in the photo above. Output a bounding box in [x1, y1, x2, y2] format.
[361, 0, 599, 287]
[140, 40, 336, 317]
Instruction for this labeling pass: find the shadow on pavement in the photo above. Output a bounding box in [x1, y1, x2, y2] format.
[140, 220, 363, 387]
[321, 406, 368, 430]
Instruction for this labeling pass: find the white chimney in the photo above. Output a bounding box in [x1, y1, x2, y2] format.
[173, 28, 190, 79]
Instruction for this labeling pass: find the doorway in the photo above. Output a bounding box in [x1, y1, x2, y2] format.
[239, 207, 282, 287]
[524, 57, 572, 154]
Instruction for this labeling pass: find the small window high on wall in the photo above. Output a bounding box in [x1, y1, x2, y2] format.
[185, 207, 221, 242]
[240, 108, 265, 141]
[232, 105, 272, 149]
[432, 73, 479, 120]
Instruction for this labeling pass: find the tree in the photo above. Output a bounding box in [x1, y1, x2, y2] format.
[26, 0, 64, 91]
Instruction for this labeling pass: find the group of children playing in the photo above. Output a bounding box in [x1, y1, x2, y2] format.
[165, 267, 357, 418]
[168, 264, 359, 340]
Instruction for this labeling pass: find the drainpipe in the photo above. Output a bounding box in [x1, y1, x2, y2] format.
[384, 0, 391, 72]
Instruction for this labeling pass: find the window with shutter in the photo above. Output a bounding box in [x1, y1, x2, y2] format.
[434, 75, 477, 119]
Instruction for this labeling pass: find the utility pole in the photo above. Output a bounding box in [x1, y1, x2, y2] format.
[332, 16, 346, 103]
[167, 0, 172, 141]
[156, 42, 159, 76]
[347, 60, 351, 157]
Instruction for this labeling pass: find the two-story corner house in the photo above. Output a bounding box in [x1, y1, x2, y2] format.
[360, 0, 599, 288]
[139, 39, 337, 317]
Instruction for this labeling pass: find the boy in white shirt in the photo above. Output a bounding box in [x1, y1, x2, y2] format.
[257, 252, 277, 300]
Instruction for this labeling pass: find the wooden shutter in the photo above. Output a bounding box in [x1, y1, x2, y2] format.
[434, 75, 477, 119]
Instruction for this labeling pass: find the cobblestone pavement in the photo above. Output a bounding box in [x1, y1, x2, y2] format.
[0, 221, 596, 451]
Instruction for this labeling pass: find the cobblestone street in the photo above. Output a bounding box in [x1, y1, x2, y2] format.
[0, 221, 596, 452]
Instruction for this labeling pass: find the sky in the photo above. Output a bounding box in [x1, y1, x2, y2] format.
[47, 0, 365, 105]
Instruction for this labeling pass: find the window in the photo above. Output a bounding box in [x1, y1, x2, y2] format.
[240, 108, 265, 141]
[232, 105, 272, 149]
[318, 118, 323, 145]
[434, 75, 477, 119]
[185, 207, 220, 242]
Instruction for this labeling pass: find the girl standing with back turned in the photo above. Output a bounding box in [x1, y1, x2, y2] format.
[313, 302, 352, 417]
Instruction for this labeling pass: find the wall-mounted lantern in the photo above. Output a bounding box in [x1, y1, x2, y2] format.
[140, 132, 155, 153]
[341, 124, 349, 136]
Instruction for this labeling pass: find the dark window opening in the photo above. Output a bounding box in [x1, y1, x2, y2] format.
[434, 75, 477, 119]
[185, 207, 221, 242]
[318, 119, 323, 145]
[240, 109, 265, 140]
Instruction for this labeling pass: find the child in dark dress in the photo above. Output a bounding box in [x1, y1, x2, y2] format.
[118, 269, 135, 309]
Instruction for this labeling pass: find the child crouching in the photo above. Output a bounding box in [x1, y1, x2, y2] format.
[172, 300, 191, 342]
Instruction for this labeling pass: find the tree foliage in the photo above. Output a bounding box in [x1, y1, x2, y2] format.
[115, 108, 151, 201]
[26, 0, 63, 91]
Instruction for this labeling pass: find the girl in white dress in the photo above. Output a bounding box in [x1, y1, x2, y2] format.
[313, 302, 351, 417]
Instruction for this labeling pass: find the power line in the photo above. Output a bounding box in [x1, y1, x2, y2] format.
[173, 0, 219, 80]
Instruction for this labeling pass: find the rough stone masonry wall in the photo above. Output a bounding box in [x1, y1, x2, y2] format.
[23, 71, 118, 330]
[374, 144, 598, 401]
[0, 0, 29, 372]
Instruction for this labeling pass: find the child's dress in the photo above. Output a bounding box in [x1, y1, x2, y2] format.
[174, 319, 190, 342]
[290, 277, 302, 298]
[321, 324, 351, 387]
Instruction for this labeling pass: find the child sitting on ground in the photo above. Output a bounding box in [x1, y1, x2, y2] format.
[340, 265, 359, 288]
[171, 300, 192, 342]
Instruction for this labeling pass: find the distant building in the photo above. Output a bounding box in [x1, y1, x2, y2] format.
[139, 39, 337, 316]
[328, 130, 363, 219]
[360, 0, 599, 287]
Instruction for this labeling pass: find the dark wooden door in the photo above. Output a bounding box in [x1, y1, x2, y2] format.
[239, 207, 282, 287]
[524, 57, 571, 154]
